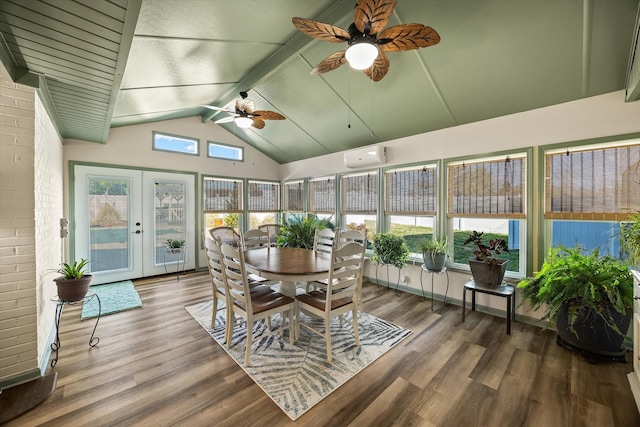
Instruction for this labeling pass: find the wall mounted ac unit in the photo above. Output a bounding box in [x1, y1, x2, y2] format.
[344, 146, 386, 168]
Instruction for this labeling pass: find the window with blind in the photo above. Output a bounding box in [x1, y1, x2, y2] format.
[385, 165, 437, 254]
[247, 180, 280, 228]
[309, 176, 335, 214]
[341, 171, 378, 233]
[545, 144, 640, 220]
[448, 155, 526, 219]
[203, 176, 243, 231]
[282, 180, 304, 212]
[447, 154, 526, 275]
[545, 142, 640, 257]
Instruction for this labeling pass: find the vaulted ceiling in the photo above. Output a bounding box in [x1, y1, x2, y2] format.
[1, 0, 639, 164]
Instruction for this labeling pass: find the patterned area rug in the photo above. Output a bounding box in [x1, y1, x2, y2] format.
[185, 300, 411, 420]
[81, 280, 142, 320]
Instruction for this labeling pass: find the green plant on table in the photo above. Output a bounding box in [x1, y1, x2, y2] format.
[463, 230, 508, 264]
[276, 214, 333, 249]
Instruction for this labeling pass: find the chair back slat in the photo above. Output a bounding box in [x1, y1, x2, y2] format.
[336, 228, 367, 249]
[325, 242, 365, 307]
[242, 228, 270, 251]
[313, 227, 335, 255]
[204, 237, 226, 292]
[209, 226, 240, 246]
[220, 242, 251, 307]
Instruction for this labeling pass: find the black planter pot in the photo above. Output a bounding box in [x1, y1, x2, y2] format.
[468, 257, 508, 287]
[556, 301, 631, 363]
[423, 252, 446, 272]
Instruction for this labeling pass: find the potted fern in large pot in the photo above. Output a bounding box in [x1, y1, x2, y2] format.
[518, 245, 633, 362]
[54, 258, 92, 302]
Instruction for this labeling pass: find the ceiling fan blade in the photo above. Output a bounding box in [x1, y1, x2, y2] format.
[354, 0, 396, 35]
[252, 118, 266, 129]
[200, 104, 233, 113]
[214, 116, 235, 124]
[378, 24, 441, 51]
[310, 50, 347, 75]
[292, 17, 350, 43]
[252, 110, 285, 121]
[364, 50, 390, 82]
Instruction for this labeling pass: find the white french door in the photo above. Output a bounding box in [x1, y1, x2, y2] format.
[74, 166, 195, 284]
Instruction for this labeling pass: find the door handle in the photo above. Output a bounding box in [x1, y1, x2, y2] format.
[132, 230, 142, 234]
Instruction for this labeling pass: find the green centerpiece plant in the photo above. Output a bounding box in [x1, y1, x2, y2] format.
[276, 214, 334, 249]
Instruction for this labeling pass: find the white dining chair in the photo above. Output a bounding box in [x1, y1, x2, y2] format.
[220, 242, 295, 366]
[296, 242, 365, 362]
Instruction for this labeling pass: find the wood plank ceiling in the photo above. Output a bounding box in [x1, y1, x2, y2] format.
[1, 0, 639, 164]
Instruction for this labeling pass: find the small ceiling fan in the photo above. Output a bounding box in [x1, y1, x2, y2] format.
[201, 91, 285, 129]
[292, 0, 440, 82]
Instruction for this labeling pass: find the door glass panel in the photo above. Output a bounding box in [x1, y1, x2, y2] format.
[155, 181, 187, 266]
[89, 176, 131, 272]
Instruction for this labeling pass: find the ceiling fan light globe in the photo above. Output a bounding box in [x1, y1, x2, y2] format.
[235, 117, 253, 128]
[345, 43, 378, 70]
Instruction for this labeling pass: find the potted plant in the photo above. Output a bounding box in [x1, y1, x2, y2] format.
[54, 258, 92, 302]
[371, 233, 410, 269]
[620, 211, 640, 269]
[165, 238, 186, 253]
[463, 230, 509, 287]
[418, 237, 448, 272]
[276, 214, 334, 249]
[518, 245, 633, 362]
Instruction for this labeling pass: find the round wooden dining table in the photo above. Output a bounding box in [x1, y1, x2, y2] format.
[244, 247, 332, 297]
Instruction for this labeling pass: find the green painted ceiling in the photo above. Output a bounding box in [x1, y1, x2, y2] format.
[1, 0, 639, 164]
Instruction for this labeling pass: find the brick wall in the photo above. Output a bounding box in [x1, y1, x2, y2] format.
[34, 90, 64, 369]
[0, 62, 62, 385]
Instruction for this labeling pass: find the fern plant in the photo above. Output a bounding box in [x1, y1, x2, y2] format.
[620, 211, 640, 269]
[276, 214, 333, 249]
[517, 245, 633, 336]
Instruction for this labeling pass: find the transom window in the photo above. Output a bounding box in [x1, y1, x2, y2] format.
[207, 141, 243, 161]
[153, 131, 199, 156]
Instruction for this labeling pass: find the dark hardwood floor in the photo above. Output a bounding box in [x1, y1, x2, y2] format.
[7, 272, 640, 426]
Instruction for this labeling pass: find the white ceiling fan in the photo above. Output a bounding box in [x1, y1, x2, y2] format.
[201, 91, 286, 129]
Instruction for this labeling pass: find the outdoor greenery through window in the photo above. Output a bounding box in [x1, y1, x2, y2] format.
[203, 176, 242, 232]
[153, 131, 199, 156]
[447, 153, 527, 275]
[545, 141, 640, 258]
[247, 180, 279, 228]
[207, 141, 243, 161]
[384, 164, 437, 255]
[341, 171, 377, 234]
